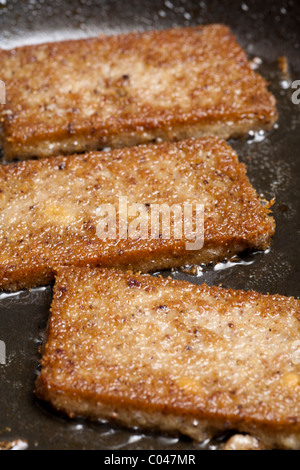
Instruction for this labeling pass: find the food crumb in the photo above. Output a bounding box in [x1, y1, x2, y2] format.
[277, 56, 289, 78]
[0, 439, 28, 450]
[223, 434, 262, 450]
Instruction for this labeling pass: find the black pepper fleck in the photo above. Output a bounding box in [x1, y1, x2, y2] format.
[127, 278, 141, 288]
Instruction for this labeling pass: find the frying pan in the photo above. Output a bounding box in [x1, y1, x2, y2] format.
[0, 0, 299, 450]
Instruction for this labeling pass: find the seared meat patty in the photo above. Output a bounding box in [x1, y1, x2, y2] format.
[0, 25, 277, 160]
[36, 267, 300, 449]
[0, 137, 274, 291]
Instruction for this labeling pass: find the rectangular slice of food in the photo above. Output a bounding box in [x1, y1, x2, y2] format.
[35, 267, 300, 449]
[0, 137, 275, 291]
[0, 24, 277, 160]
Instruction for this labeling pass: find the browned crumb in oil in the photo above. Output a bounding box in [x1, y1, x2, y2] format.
[179, 265, 198, 275]
[0, 439, 28, 450]
[277, 56, 289, 78]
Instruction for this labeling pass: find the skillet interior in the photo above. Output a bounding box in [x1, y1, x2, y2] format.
[0, 0, 299, 450]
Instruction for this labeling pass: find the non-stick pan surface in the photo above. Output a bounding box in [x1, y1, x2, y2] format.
[0, 0, 299, 450]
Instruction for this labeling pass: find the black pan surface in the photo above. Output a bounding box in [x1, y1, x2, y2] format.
[0, 0, 299, 450]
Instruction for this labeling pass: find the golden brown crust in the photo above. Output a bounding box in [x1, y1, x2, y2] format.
[36, 268, 300, 449]
[0, 137, 275, 291]
[0, 24, 277, 160]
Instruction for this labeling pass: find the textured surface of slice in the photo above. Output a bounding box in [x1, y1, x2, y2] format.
[0, 24, 277, 160]
[36, 268, 300, 449]
[0, 137, 275, 291]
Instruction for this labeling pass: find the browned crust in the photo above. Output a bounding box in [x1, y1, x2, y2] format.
[0, 137, 275, 291]
[0, 24, 277, 160]
[35, 268, 300, 449]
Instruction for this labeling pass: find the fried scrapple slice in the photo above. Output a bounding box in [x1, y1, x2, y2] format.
[35, 268, 300, 449]
[0, 137, 275, 291]
[0, 24, 277, 160]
